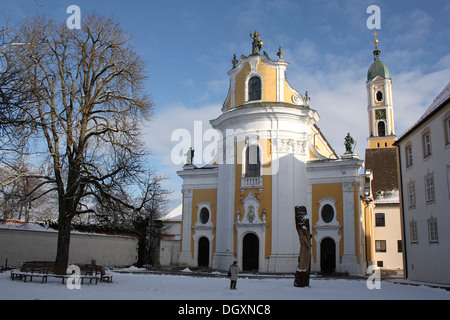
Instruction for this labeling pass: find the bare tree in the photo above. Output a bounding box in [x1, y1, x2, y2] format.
[0, 161, 58, 221]
[2, 13, 154, 270]
[93, 169, 172, 267]
[133, 172, 171, 268]
[0, 27, 35, 156]
[1, 163, 34, 221]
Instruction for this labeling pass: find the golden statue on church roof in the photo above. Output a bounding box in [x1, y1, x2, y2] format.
[250, 30, 263, 55]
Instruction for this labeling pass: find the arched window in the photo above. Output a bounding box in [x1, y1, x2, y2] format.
[245, 144, 261, 177]
[248, 76, 261, 101]
[377, 121, 386, 137]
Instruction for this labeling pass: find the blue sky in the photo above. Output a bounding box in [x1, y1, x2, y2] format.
[2, 0, 450, 210]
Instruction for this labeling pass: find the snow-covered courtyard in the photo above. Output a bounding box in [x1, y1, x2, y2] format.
[1, 268, 449, 301]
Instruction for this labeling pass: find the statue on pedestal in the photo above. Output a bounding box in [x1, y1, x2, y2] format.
[294, 205, 311, 287]
[344, 133, 356, 154]
[250, 31, 263, 55]
[185, 147, 194, 165]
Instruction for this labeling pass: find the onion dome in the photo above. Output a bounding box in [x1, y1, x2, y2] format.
[367, 33, 390, 81]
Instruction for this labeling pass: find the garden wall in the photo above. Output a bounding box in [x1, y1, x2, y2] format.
[0, 221, 138, 268]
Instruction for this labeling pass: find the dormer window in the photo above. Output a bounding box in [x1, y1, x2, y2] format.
[248, 76, 261, 101]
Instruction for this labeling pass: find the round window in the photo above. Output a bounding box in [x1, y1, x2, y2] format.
[199, 207, 210, 224]
[321, 204, 334, 223]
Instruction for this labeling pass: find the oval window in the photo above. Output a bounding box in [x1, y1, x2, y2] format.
[321, 204, 334, 223]
[200, 207, 210, 224]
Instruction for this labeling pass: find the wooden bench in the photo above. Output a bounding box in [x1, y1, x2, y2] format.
[101, 274, 113, 283]
[10, 261, 53, 283]
[10, 261, 112, 284]
[49, 273, 100, 284]
[11, 270, 47, 283]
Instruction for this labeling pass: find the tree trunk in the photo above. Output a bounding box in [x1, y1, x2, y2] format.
[136, 236, 147, 268]
[54, 214, 72, 274]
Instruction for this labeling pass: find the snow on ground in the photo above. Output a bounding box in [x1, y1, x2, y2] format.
[1, 269, 449, 301]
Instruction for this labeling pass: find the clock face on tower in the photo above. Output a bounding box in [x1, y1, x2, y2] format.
[375, 109, 386, 120]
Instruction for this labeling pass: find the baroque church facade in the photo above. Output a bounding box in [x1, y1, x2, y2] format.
[176, 34, 381, 274]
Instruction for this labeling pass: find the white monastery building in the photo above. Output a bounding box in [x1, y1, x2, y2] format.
[395, 82, 450, 285]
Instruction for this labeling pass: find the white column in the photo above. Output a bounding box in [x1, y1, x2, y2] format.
[178, 188, 194, 266]
[341, 181, 358, 274]
[212, 137, 240, 270]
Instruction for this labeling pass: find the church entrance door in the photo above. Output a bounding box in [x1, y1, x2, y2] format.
[198, 237, 209, 267]
[320, 237, 336, 273]
[243, 233, 259, 271]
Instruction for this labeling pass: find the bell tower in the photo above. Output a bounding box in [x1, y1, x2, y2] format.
[363, 34, 403, 272]
[366, 32, 397, 148]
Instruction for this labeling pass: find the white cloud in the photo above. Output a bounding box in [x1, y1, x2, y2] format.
[390, 9, 433, 47]
[143, 102, 222, 209]
[393, 66, 450, 135]
[143, 102, 221, 164]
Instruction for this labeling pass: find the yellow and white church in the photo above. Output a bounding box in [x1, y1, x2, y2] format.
[175, 34, 390, 274]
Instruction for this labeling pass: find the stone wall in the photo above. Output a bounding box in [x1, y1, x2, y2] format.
[0, 222, 138, 267]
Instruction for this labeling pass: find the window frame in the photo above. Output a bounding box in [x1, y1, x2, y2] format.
[247, 75, 262, 102]
[428, 218, 439, 243]
[444, 116, 450, 145]
[425, 174, 435, 203]
[375, 213, 386, 227]
[375, 240, 387, 253]
[244, 143, 261, 178]
[405, 144, 413, 167]
[195, 202, 213, 228]
[199, 207, 210, 224]
[410, 220, 418, 244]
[321, 204, 335, 224]
[423, 131, 432, 158]
[407, 183, 416, 208]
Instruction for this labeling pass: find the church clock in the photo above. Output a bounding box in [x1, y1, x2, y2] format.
[375, 109, 386, 120]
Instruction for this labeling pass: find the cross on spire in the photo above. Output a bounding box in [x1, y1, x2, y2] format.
[372, 31, 381, 60]
[372, 31, 379, 45]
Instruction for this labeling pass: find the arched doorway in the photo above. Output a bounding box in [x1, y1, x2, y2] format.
[320, 237, 336, 274]
[243, 233, 259, 271]
[198, 237, 209, 267]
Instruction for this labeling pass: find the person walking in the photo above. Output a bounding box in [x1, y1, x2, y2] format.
[228, 260, 239, 290]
